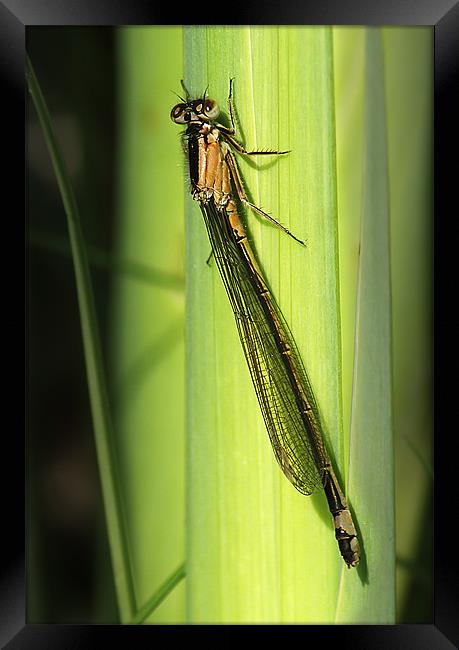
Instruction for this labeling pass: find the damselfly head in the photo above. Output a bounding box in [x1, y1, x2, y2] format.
[170, 97, 220, 125]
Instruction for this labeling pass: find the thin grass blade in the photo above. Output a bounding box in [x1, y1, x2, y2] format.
[27, 55, 135, 622]
[334, 28, 395, 622]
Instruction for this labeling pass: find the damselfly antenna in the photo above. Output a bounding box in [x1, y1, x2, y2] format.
[171, 90, 186, 102]
[180, 79, 191, 101]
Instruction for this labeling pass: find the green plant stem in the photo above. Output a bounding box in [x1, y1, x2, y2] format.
[185, 26, 342, 623]
[132, 563, 186, 624]
[28, 228, 185, 289]
[26, 55, 135, 623]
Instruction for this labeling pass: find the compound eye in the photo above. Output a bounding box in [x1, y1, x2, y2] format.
[170, 103, 187, 124]
[203, 99, 220, 120]
[191, 100, 204, 114]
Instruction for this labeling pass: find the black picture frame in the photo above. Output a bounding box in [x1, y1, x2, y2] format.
[3, 0, 458, 647]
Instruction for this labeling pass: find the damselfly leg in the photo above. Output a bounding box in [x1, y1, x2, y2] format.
[220, 80, 291, 155]
[224, 147, 305, 246]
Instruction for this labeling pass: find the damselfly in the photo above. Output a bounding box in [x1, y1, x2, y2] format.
[171, 79, 360, 568]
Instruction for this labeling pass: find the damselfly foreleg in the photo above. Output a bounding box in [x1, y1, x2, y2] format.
[224, 132, 290, 156]
[227, 77, 237, 135]
[220, 80, 290, 155]
[224, 148, 305, 246]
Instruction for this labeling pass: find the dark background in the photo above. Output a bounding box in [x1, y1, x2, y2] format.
[26, 28, 118, 623]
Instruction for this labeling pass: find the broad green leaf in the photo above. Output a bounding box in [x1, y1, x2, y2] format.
[333, 27, 365, 485]
[334, 26, 433, 623]
[109, 27, 186, 623]
[185, 26, 344, 623]
[382, 26, 433, 621]
[334, 28, 395, 623]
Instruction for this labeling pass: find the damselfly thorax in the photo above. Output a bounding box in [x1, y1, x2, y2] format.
[187, 124, 244, 242]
